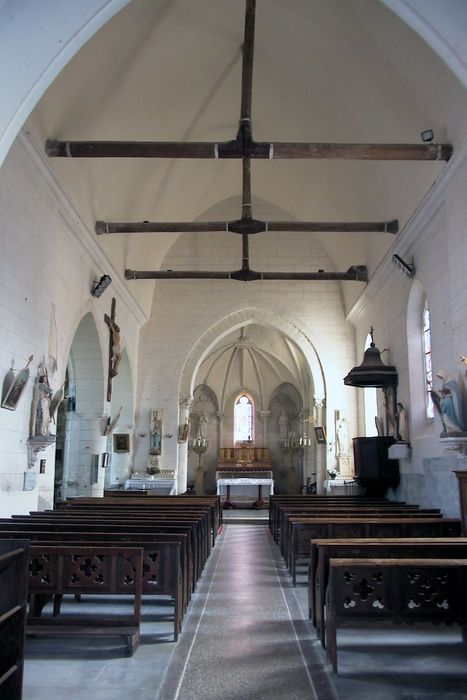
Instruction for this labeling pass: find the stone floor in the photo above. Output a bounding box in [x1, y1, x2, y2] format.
[23, 516, 467, 700]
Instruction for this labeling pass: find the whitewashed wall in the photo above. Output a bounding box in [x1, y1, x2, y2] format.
[348, 139, 467, 516]
[0, 132, 145, 516]
[135, 228, 359, 490]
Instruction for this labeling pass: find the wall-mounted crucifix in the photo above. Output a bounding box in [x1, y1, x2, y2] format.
[104, 297, 121, 401]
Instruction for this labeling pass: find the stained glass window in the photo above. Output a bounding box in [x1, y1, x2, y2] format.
[234, 394, 254, 442]
[423, 301, 434, 419]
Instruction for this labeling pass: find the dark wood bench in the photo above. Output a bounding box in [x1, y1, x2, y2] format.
[0, 540, 29, 700]
[269, 495, 396, 539]
[57, 496, 222, 546]
[280, 507, 441, 557]
[27, 545, 143, 657]
[308, 537, 467, 647]
[0, 530, 185, 640]
[287, 517, 462, 585]
[326, 558, 467, 673]
[11, 513, 202, 589]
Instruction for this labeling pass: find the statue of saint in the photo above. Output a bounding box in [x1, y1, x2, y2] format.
[197, 412, 208, 439]
[396, 402, 410, 443]
[31, 367, 53, 437]
[431, 370, 466, 435]
[278, 411, 289, 439]
[336, 412, 349, 457]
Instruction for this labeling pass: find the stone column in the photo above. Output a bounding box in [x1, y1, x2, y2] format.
[177, 396, 193, 494]
[259, 410, 271, 446]
[216, 412, 225, 449]
[314, 396, 326, 495]
[299, 408, 313, 489]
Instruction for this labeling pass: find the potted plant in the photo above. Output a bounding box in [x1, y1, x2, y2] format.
[327, 468, 338, 480]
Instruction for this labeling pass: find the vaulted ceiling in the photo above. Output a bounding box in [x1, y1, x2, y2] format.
[24, 0, 467, 313]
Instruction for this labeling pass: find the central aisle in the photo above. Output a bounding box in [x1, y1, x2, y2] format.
[156, 523, 337, 700]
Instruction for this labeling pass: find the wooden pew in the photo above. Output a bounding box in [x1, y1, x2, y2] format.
[287, 517, 462, 585]
[27, 545, 143, 656]
[280, 507, 441, 557]
[4, 517, 198, 592]
[326, 558, 467, 673]
[0, 540, 29, 700]
[58, 495, 222, 546]
[13, 512, 206, 586]
[308, 537, 467, 647]
[269, 495, 395, 539]
[0, 531, 185, 640]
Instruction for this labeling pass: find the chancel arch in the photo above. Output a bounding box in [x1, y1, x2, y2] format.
[57, 312, 107, 501]
[178, 314, 327, 494]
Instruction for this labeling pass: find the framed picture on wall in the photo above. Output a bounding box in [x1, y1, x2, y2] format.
[314, 426, 327, 444]
[113, 433, 130, 453]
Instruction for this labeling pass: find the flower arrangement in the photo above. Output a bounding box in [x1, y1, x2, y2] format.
[146, 458, 160, 476]
[327, 468, 339, 480]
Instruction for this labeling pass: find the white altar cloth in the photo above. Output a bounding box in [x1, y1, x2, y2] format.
[125, 478, 176, 494]
[216, 477, 274, 496]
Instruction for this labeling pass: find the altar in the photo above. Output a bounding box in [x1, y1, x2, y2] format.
[216, 446, 274, 508]
[124, 478, 176, 494]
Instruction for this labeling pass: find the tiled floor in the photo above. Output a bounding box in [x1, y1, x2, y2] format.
[23, 517, 467, 700]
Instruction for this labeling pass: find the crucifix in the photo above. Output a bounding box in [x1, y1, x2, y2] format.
[104, 297, 121, 401]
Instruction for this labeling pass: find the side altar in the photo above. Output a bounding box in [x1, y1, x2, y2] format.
[216, 446, 274, 509]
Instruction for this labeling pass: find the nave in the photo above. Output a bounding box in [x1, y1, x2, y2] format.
[22, 515, 467, 700]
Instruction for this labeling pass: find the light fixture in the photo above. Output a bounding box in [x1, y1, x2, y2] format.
[421, 129, 434, 143]
[392, 254, 414, 279]
[91, 274, 112, 298]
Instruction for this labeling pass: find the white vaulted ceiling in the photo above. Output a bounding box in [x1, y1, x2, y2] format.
[23, 0, 467, 314]
[193, 325, 311, 413]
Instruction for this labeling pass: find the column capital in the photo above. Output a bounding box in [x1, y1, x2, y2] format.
[179, 395, 193, 410]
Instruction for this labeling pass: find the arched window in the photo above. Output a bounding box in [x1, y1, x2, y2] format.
[422, 301, 434, 419]
[234, 394, 255, 442]
[363, 333, 378, 436]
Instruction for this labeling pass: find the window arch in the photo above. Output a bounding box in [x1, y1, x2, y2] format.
[363, 333, 378, 436]
[422, 300, 434, 419]
[234, 394, 255, 442]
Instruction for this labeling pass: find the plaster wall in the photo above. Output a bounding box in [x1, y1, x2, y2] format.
[135, 229, 359, 487]
[348, 141, 467, 515]
[0, 134, 143, 515]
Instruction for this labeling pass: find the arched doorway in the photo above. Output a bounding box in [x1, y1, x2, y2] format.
[54, 313, 106, 502]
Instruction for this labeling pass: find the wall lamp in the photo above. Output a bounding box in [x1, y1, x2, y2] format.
[421, 129, 434, 143]
[91, 274, 112, 298]
[392, 254, 414, 279]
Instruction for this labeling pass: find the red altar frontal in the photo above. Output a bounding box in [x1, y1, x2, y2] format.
[216, 446, 274, 509]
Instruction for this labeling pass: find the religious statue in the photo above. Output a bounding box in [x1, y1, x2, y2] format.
[431, 370, 466, 435]
[278, 410, 289, 439]
[107, 315, 121, 378]
[150, 409, 162, 455]
[336, 411, 349, 457]
[30, 364, 53, 437]
[197, 412, 208, 440]
[335, 409, 350, 474]
[396, 402, 410, 443]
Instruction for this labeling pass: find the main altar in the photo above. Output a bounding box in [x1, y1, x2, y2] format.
[216, 445, 274, 509]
